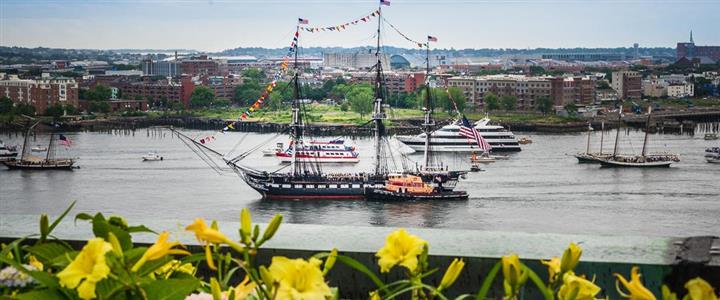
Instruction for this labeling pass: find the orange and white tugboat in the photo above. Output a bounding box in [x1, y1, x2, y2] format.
[364, 174, 468, 201]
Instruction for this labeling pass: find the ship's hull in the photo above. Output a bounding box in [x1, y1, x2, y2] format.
[364, 188, 468, 201]
[599, 160, 672, 168]
[575, 153, 612, 164]
[2, 160, 75, 170]
[397, 136, 521, 152]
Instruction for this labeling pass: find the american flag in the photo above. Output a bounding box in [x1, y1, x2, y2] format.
[427, 36, 438, 42]
[298, 18, 309, 24]
[460, 116, 491, 151]
[59, 134, 72, 147]
[380, 0, 390, 6]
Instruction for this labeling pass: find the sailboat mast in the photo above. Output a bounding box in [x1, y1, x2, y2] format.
[612, 106, 622, 157]
[641, 106, 652, 157]
[586, 123, 591, 154]
[290, 24, 302, 176]
[371, 3, 386, 176]
[422, 38, 434, 169]
[46, 133, 55, 161]
[599, 121, 605, 155]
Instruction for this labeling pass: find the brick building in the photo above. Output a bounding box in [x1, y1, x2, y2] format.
[0, 74, 79, 114]
[350, 72, 426, 97]
[203, 75, 242, 100]
[676, 31, 720, 61]
[119, 75, 196, 108]
[181, 55, 227, 76]
[611, 71, 641, 100]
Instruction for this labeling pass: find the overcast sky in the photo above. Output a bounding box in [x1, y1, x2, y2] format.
[1, 0, 718, 51]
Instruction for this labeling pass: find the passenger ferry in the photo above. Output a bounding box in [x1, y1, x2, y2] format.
[276, 140, 360, 163]
[396, 117, 521, 152]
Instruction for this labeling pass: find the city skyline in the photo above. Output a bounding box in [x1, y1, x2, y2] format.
[1, 0, 719, 52]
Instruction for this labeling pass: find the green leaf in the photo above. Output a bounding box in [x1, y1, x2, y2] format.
[91, 213, 109, 238]
[127, 225, 156, 234]
[522, 264, 554, 300]
[142, 279, 201, 300]
[476, 260, 502, 300]
[14, 289, 66, 300]
[25, 242, 72, 263]
[137, 256, 174, 277]
[47, 201, 76, 236]
[74, 212, 93, 223]
[108, 224, 133, 251]
[335, 255, 385, 289]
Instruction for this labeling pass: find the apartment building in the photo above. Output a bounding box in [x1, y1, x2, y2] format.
[0, 74, 79, 113]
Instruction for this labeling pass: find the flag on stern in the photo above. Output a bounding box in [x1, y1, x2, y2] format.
[427, 36, 438, 42]
[59, 134, 72, 147]
[298, 18, 309, 24]
[380, 0, 390, 6]
[460, 116, 491, 151]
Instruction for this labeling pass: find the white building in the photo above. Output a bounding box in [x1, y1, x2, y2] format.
[323, 52, 390, 70]
[667, 83, 694, 98]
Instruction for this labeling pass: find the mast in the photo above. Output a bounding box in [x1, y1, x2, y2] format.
[46, 133, 55, 161]
[612, 106, 622, 157]
[641, 106, 652, 157]
[585, 122, 591, 154]
[290, 24, 302, 176]
[20, 120, 39, 161]
[371, 2, 387, 176]
[422, 37, 434, 169]
[599, 121, 605, 155]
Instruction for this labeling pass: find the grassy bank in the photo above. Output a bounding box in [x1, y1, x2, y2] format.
[191, 104, 581, 125]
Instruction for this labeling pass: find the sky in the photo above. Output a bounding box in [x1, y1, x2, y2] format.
[1, 0, 718, 52]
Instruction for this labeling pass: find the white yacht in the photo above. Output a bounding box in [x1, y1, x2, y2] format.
[396, 117, 521, 152]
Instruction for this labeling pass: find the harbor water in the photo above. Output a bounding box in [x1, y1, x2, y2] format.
[1, 129, 718, 237]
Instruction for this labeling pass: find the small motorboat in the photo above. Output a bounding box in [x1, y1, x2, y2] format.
[31, 145, 47, 152]
[490, 154, 510, 160]
[704, 133, 719, 140]
[471, 152, 495, 163]
[142, 152, 163, 161]
[263, 143, 284, 156]
[518, 137, 533, 145]
[707, 156, 720, 164]
[364, 174, 468, 201]
[469, 165, 485, 172]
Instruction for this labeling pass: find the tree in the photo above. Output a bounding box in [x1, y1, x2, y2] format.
[89, 101, 111, 113]
[445, 87, 467, 114]
[329, 84, 350, 100]
[564, 102, 578, 116]
[14, 103, 35, 116]
[242, 68, 265, 82]
[484, 93, 500, 111]
[233, 81, 262, 106]
[529, 66, 546, 75]
[45, 103, 67, 117]
[0, 97, 12, 114]
[190, 86, 215, 108]
[345, 84, 374, 118]
[85, 85, 112, 101]
[536, 96, 554, 115]
[500, 95, 517, 111]
[339, 102, 349, 112]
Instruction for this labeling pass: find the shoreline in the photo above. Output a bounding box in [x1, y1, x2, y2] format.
[2, 111, 719, 136]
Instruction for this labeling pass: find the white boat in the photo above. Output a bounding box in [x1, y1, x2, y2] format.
[263, 143, 284, 156]
[707, 156, 720, 163]
[470, 152, 495, 163]
[276, 140, 359, 163]
[142, 152, 163, 161]
[705, 147, 720, 158]
[704, 133, 718, 140]
[0, 140, 19, 158]
[396, 116, 521, 152]
[31, 145, 47, 152]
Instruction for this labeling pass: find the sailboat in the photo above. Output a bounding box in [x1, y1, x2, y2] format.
[575, 122, 611, 163]
[599, 107, 679, 168]
[2, 121, 75, 170]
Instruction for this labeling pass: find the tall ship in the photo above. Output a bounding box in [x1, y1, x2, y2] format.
[174, 6, 463, 200]
[2, 120, 75, 170]
[599, 107, 679, 168]
[396, 117, 522, 152]
[574, 122, 611, 163]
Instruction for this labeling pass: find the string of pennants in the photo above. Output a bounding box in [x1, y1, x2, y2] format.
[382, 16, 429, 48]
[233, 29, 299, 124]
[199, 135, 216, 144]
[299, 9, 380, 33]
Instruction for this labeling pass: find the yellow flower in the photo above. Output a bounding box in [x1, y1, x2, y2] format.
[28, 255, 43, 271]
[154, 260, 195, 279]
[684, 277, 718, 300]
[132, 232, 190, 272]
[234, 276, 257, 300]
[557, 272, 601, 300]
[542, 257, 561, 283]
[561, 243, 582, 273]
[614, 266, 656, 300]
[57, 238, 113, 300]
[375, 229, 427, 273]
[502, 254, 526, 296]
[439, 258, 465, 291]
[268, 256, 332, 300]
[370, 290, 381, 300]
[185, 218, 231, 244]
